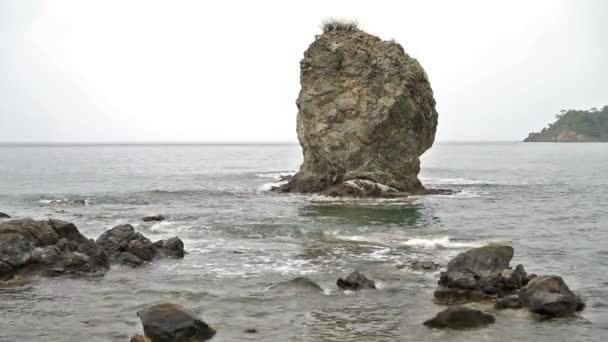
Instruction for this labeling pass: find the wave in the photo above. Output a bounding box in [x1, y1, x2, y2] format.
[401, 236, 485, 249]
[255, 171, 296, 179]
[420, 177, 527, 186]
[322, 231, 485, 249]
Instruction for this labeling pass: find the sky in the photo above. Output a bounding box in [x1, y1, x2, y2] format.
[1, 0, 607, 142]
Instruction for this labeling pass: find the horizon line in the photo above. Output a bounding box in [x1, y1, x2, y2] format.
[0, 140, 522, 145]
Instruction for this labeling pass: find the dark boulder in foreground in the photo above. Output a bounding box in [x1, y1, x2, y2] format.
[435, 244, 529, 304]
[423, 306, 495, 329]
[0, 219, 109, 281]
[0, 213, 10, 219]
[268, 276, 324, 295]
[142, 215, 166, 222]
[96, 224, 184, 267]
[337, 271, 376, 291]
[275, 21, 439, 197]
[137, 303, 216, 342]
[519, 275, 585, 317]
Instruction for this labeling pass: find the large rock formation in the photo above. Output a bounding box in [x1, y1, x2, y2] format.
[277, 21, 438, 197]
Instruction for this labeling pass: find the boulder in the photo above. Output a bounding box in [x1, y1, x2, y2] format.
[0, 213, 10, 219]
[137, 303, 215, 342]
[96, 224, 184, 267]
[519, 275, 584, 317]
[268, 276, 324, 295]
[435, 244, 517, 303]
[337, 271, 376, 291]
[275, 21, 438, 197]
[130, 335, 151, 342]
[423, 306, 495, 329]
[142, 215, 166, 222]
[0, 219, 109, 281]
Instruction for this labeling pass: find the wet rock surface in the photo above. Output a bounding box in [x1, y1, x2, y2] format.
[0, 213, 10, 219]
[0, 219, 109, 281]
[268, 276, 324, 295]
[423, 306, 495, 329]
[337, 271, 376, 291]
[519, 275, 585, 317]
[435, 244, 521, 304]
[137, 303, 216, 342]
[96, 224, 184, 266]
[276, 23, 439, 197]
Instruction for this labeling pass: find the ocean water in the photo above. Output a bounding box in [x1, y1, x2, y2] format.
[0, 142, 607, 341]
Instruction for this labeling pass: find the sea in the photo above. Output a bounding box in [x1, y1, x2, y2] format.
[0, 142, 606, 341]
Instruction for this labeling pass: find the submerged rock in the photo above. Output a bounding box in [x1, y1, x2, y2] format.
[423, 306, 495, 329]
[337, 271, 376, 291]
[268, 276, 324, 295]
[0, 213, 10, 219]
[96, 224, 184, 266]
[495, 294, 522, 310]
[519, 275, 585, 317]
[48, 199, 86, 207]
[0, 219, 109, 281]
[275, 21, 438, 197]
[142, 215, 166, 222]
[137, 303, 216, 342]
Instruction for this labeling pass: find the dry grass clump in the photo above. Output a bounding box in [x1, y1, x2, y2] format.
[321, 18, 359, 33]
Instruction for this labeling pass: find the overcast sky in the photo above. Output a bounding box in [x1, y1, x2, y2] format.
[1, 0, 606, 142]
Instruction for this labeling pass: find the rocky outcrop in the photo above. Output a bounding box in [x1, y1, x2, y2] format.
[423, 306, 495, 329]
[524, 106, 608, 142]
[136, 303, 216, 342]
[519, 275, 585, 317]
[336, 271, 376, 291]
[0, 219, 109, 281]
[96, 224, 184, 267]
[275, 21, 438, 197]
[435, 244, 521, 304]
[0, 213, 10, 219]
[434, 244, 586, 318]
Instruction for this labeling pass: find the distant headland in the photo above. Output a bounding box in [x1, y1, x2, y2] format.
[524, 106, 608, 142]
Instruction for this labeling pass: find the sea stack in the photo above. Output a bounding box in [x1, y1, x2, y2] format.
[277, 20, 438, 197]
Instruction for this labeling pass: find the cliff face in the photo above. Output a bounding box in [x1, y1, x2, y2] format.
[278, 23, 438, 196]
[524, 107, 608, 142]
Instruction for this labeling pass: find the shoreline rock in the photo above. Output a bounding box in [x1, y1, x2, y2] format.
[337, 271, 376, 291]
[519, 275, 585, 317]
[0, 213, 10, 219]
[0, 219, 186, 283]
[136, 303, 216, 342]
[274, 22, 439, 197]
[268, 276, 324, 295]
[0, 219, 109, 281]
[423, 306, 495, 329]
[96, 224, 184, 267]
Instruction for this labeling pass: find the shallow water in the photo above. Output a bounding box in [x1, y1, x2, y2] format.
[0, 142, 607, 341]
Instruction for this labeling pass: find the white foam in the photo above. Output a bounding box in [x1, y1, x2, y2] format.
[421, 177, 528, 186]
[401, 236, 484, 249]
[343, 179, 398, 193]
[259, 180, 289, 191]
[255, 171, 296, 179]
